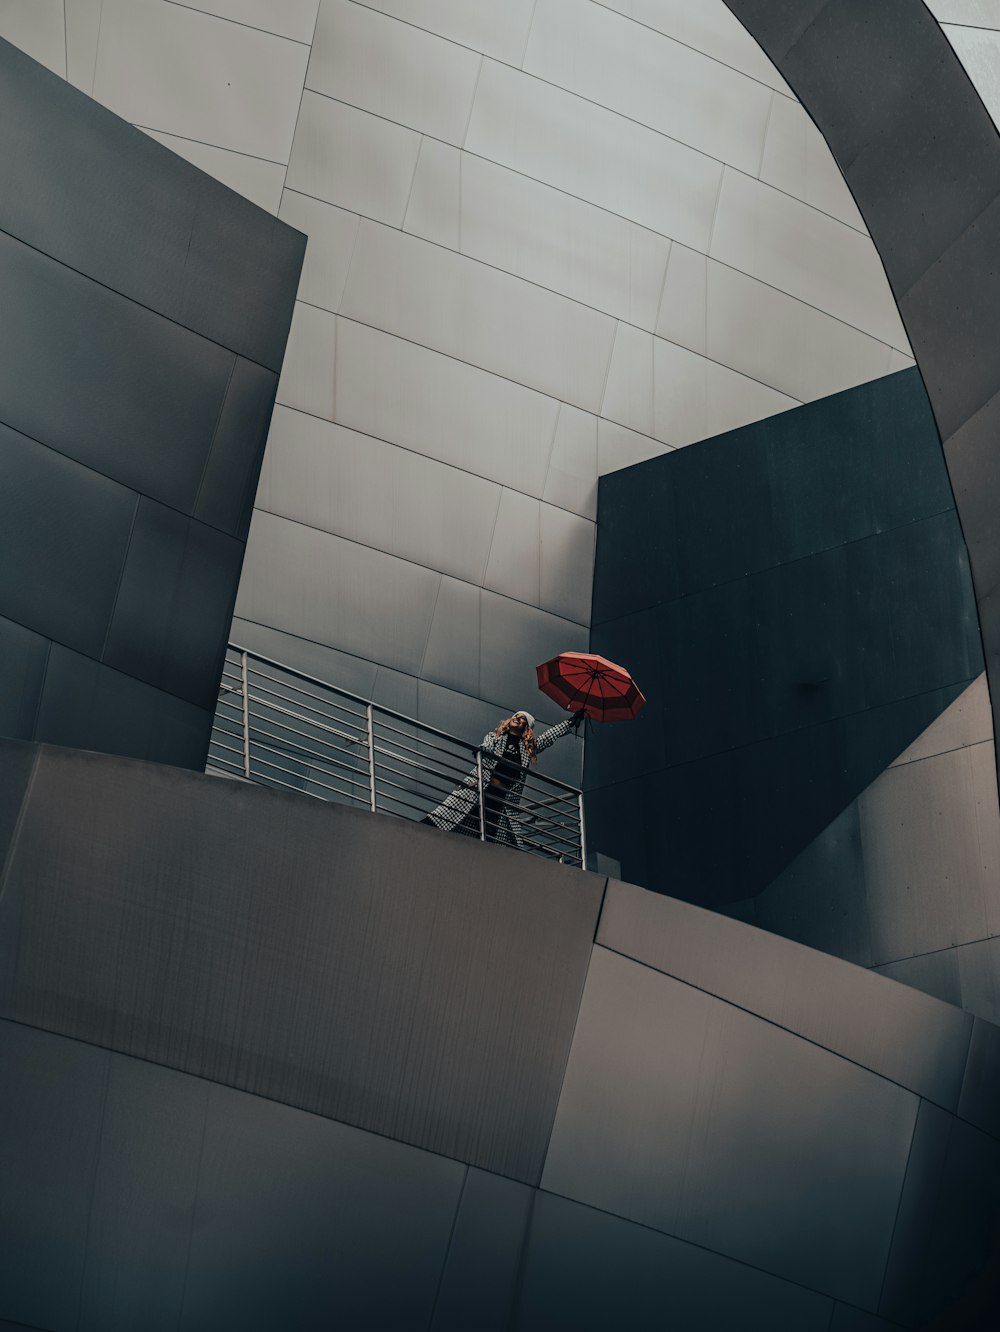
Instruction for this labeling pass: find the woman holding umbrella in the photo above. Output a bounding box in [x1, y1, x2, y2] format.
[423, 708, 584, 849]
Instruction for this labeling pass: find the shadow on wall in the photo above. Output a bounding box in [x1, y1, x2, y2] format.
[585, 369, 983, 908]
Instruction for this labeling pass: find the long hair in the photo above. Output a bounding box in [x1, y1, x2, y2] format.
[496, 715, 538, 764]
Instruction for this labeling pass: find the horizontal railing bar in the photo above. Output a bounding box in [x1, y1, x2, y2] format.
[250, 754, 368, 801]
[248, 696, 366, 747]
[247, 676, 366, 728]
[373, 742, 473, 783]
[247, 667, 366, 721]
[233, 643, 583, 790]
[251, 746, 371, 791]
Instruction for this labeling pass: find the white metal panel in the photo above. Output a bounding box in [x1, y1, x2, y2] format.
[543, 406, 598, 521]
[760, 94, 867, 232]
[891, 674, 992, 767]
[66, 0, 103, 93]
[91, 0, 309, 163]
[334, 319, 558, 496]
[351, 0, 536, 65]
[390, 449, 501, 587]
[172, 0, 320, 43]
[275, 303, 337, 421]
[466, 60, 724, 251]
[931, 2, 1000, 24]
[236, 510, 442, 676]
[339, 221, 617, 414]
[404, 139, 462, 250]
[889, 349, 916, 372]
[710, 168, 910, 352]
[656, 243, 707, 355]
[484, 490, 541, 607]
[860, 743, 994, 964]
[285, 92, 421, 227]
[601, 324, 655, 439]
[540, 505, 596, 626]
[258, 407, 502, 586]
[421, 576, 481, 698]
[143, 130, 285, 213]
[307, 0, 481, 146]
[652, 337, 798, 447]
[697, 260, 894, 403]
[542, 946, 918, 1309]
[941, 25, 1000, 131]
[0, 0, 65, 76]
[230, 616, 381, 700]
[602, 0, 792, 94]
[452, 152, 671, 330]
[597, 418, 669, 474]
[523, 0, 772, 176]
[277, 191, 360, 314]
[479, 590, 587, 707]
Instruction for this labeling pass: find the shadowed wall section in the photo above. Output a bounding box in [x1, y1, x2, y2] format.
[0, 739, 997, 1329]
[0, 38, 304, 769]
[586, 369, 982, 906]
[719, 0, 1000, 819]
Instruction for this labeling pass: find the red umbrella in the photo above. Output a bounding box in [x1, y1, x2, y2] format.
[536, 651, 646, 722]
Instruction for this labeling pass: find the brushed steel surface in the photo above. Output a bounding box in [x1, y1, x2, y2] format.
[466, 59, 723, 250]
[307, 0, 480, 146]
[340, 221, 617, 414]
[91, 0, 308, 162]
[598, 877, 973, 1111]
[542, 946, 918, 1307]
[0, 742, 604, 1182]
[524, 0, 772, 175]
[334, 319, 559, 497]
[285, 91, 421, 226]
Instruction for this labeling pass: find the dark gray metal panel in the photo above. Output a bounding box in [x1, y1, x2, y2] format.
[180, 1081, 463, 1331]
[829, 1306, 906, 1332]
[33, 646, 213, 769]
[586, 683, 968, 907]
[0, 423, 136, 659]
[958, 1017, 1000, 1141]
[514, 1190, 834, 1332]
[0, 1017, 109, 1332]
[779, 0, 1000, 296]
[542, 947, 918, 1309]
[102, 499, 244, 709]
[0, 37, 304, 372]
[592, 369, 952, 628]
[0, 227, 234, 516]
[945, 391, 1000, 603]
[431, 1169, 533, 1332]
[597, 878, 973, 1112]
[901, 195, 1000, 444]
[195, 358, 279, 540]
[722, 0, 1000, 866]
[879, 1099, 1000, 1327]
[0, 623, 48, 767]
[755, 802, 873, 968]
[0, 741, 603, 1183]
[875, 951, 964, 1012]
[77, 1055, 208, 1332]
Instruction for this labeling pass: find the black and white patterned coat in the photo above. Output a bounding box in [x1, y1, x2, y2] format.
[426, 718, 574, 848]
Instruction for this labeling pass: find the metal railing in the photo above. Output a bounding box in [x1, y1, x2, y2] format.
[209, 645, 586, 868]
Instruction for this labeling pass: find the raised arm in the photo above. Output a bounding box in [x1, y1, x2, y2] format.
[535, 716, 576, 753]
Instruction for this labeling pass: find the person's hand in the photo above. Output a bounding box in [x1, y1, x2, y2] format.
[569, 709, 586, 731]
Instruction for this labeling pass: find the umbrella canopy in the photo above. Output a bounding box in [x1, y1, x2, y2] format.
[536, 651, 646, 722]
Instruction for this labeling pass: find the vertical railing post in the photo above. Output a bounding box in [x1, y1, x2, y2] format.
[578, 791, 587, 870]
[240, 650, 251, 779]
[476, 749, 485, 841]
[366, 704, 377, 812]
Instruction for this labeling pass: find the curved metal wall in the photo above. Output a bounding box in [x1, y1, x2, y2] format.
[0, 38, 303, 769]
[0, 739, 996, 1329]
[0, 0, 913, 788]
